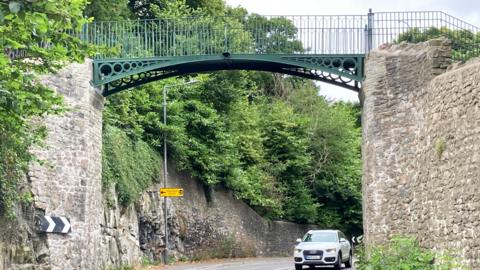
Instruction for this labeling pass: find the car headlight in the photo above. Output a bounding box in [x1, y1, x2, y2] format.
[295, 248, 302, 253]
[325, 248, 337, 253]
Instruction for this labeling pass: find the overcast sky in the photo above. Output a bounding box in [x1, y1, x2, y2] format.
[224, 0, 479, 102]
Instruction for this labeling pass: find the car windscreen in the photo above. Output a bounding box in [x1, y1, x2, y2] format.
[303, 232, 338, 243]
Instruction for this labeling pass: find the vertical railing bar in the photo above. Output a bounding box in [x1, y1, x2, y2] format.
[152, 20, 156, 56]
[144, 20, 147, 56]
[184, 21, 187, 56]
[167, 20, 170, 57]
[199, 19, 202, 55]
[101, 21, 105, 55]
[316, 15, 319, 54]
[107, 22, 111, 52]
[306, 16, 309, 54]
[173, 21, 176, 56]
[321, 16, 324, 53]
[328, 16, 331, 54]
[280, 16, 284, 54]
[336, 16, 340, 54]
[189, 21, 192, 56]
[209, 21, 212, 55]
[159, 20, 162, 56]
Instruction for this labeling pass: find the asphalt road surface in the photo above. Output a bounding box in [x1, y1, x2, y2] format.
[156, 257, 355, 270]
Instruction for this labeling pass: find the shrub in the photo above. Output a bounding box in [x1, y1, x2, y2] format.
[102, 125, 162, 207]
[356, 236, 464, 270]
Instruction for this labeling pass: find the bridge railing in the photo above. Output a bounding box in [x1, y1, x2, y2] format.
[82, 15, 370, 59]
[371, 11, 480, 60]
[81, 11, 479, 61]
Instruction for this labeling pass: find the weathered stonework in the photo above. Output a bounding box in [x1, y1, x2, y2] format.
[135, 167, 316, 262]
[362, 39, 480, 268]
[29, 60, 105, 269]
[99, 163, 316, 267]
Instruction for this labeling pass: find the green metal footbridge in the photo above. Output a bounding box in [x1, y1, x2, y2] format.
[83, 10, 479, 96]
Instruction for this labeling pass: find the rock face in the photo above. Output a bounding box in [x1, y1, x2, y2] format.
[134, 168, 316, 263]
[362, 39, 480, 268]
[100, 167, 316, 268]
[0, 60, 316, 270]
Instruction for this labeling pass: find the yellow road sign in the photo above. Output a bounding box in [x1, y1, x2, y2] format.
[159, 188, 184, 197]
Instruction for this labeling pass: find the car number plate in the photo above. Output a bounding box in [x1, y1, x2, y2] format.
[306, 255, 321, 260]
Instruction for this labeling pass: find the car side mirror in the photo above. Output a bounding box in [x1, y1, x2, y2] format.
[339, 238, 347, 243]
[296, 238, 302, 244]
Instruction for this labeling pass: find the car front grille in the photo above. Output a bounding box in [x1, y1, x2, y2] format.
[303, 250, 323, 260]
[303, 250, 323, 255]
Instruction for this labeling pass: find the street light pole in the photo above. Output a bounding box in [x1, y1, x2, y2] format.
[162, 84, 168, 265]
[162, 80, 197, 265]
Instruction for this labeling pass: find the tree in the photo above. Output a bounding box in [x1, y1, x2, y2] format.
[0, 0, 91, 217]
[85, 0, 133, 21]
[245, 14, 304, 54]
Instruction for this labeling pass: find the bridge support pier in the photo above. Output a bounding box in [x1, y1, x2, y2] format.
[29, 60, 106, 269]
[362, 39, 480, 268]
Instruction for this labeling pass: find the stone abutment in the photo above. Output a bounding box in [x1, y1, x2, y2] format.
[362, 39, 480, 268]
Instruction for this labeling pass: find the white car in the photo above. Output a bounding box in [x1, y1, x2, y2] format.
[293, 230, 352, 270]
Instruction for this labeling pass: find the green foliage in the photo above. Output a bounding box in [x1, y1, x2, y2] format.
[99, 0, 363, 235]
[435, 137, 446, 159]
[103, 265, 133, 270]
[396, 26, 480, 61]
[19, 191, 33, 204]
[102, 125, 161, 206]
[140, 255, 161, 266]
[259, 100, 317, 222]
[103, 72, 362, 232]
[356, 236, 465, 270]
[0, 0, 91, 218]
[245, 14, 304, 53]
[85, 0, 133, 21]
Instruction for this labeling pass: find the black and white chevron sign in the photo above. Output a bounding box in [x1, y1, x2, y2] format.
[351, 235, 364, 244]
[36, 215, 71, 234]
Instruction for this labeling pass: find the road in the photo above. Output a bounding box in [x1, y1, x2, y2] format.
[145, 257, 354, 270]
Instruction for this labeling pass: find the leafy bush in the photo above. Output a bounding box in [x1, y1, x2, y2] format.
[0, 0, 91, 218]
[396, 26, 480, 61]
[102, 125, 161, 206]
[356, 236, 464, 270]
[103, 265, 133, 270]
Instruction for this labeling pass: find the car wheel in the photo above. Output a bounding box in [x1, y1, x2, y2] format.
[295, 264, 303, 270]
[344, 251, 353, 268]
[334, 252, 342, 270]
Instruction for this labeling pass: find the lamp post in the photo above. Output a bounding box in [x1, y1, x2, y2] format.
[162, 79, 198, 265]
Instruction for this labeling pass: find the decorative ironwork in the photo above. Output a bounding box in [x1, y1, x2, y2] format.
[92, 59, 172, 86]
[83, 10, 479, 95]
[280, 55, 362, 79]
[103, 69, 178, 96]
[92, 54, 365, 95]
[281, 68, 361, 91]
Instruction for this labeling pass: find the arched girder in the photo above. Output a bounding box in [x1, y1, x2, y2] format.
[91, 54, 365, 96]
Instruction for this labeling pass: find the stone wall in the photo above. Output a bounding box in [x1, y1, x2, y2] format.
[135, 167, 316, 263]
[28, 60, 106, 269]
[362, 39, 480, 268]
[0, 60, 316, 270]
